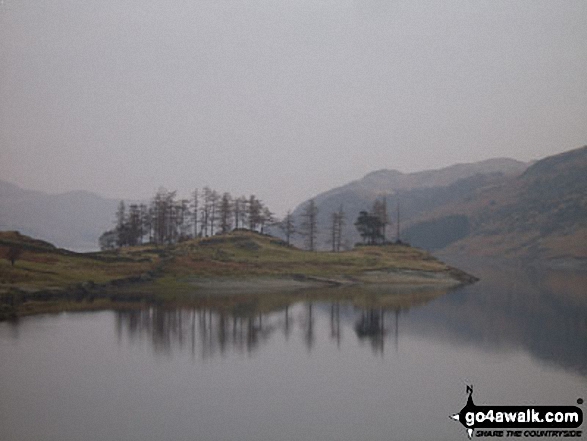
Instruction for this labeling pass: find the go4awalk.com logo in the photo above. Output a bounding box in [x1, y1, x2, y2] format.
[450, 386, 584, 439]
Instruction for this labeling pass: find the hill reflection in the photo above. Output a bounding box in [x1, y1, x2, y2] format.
[113, 261, 587, 375]
[412, 256, 587, 375]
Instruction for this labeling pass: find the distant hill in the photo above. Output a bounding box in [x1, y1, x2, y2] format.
[408, 146, 587, 261]
[0, 180, 119, 252]
[4, 146, 584, 261]
[290, 146, 587, 261]
[290, 157, 529, 250]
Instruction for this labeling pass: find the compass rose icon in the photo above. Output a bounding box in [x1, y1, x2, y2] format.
[450, 384, 475, 439]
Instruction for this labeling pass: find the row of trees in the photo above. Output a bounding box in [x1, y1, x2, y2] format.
[99, 188, 277, 250]
[100, 187, 392, 251]
[296, 196, 392, 249]
[99, 188, 328, 251]
[297, 196, 392, 250]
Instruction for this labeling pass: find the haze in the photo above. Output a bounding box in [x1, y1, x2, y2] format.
[1, 0, 586, 215]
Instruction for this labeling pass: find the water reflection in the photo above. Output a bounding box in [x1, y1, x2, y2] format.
[330, 303, 341, 348]
[113, 261, 587, 375]
[116, 308, 279, 358]
[355, 308, 401, 354]
[115, 301, 413, 359]
[424, 256, 587, 375]
[2, 260, 585, 441]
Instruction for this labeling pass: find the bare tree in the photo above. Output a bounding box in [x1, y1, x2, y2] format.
[152, 190, 165, 244]
[259, 206, 274, 234]
[115, 200, 127, 247]
[200, 186, 212, 237]
[247, 195, 262, 231]
[219, 192, 233, 234]
[209, 190, 220, 235]
[336, 205, 345, 251]
[279, 210, 296, 246]
[372, 197, 389, 243]
[165, 190, 178, 244]
[151, 188, 176, 244]
[145, 206, 154, 243]
[192, 189, 199, 238]
[101, 186, 276, 248]
[128, 204, 141, 246]
[233, 196, 246, 229]
[177, 199, 192, 240]
[300, 199, 319, 251]
[139, 204, 148, 245]
[329, 204, 345, 252]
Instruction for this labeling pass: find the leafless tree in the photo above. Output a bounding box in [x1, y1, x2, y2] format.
[279, 210, 296, 246]
[200, 186, 212, 237]
[101, 187, 276, 248]
[219, 192, 233, 234]
[233, 196, 246, 229]
[259, 206, 274, 234]
[372, 197, 389, 243]
[177, 199, 192, 240]
[151, 188, 176, 244]
[300, 199, 319, 251]
[192, 189, 199, 238]
[209, 190, 220, 235]
[248, 195, 262, 231]
[115, 200, 127, 247]
[329, 204, 345, 252]
[128, 204, 141, 246]
[139, 204, 148, 244]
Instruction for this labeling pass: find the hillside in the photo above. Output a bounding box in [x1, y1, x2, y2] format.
[405, 146, 587, 261]
[0, 230, 476, 319]
[0, 158, 528, 253]
[0, 180, 120, 252]
[289, 146, 586, 262]
[289, 157, 528, 250]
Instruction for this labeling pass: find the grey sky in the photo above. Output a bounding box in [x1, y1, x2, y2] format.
[1, 0, 586, 215]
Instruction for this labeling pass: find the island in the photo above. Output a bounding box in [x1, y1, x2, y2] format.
[0, 230, 477, 320]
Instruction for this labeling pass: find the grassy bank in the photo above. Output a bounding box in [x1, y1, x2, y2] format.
[0, 230, 476, 319]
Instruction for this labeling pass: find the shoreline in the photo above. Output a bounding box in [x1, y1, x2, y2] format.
[0, 267, 477, 321]
[184, 267, 476, 295]
[0, 230, 478, 320]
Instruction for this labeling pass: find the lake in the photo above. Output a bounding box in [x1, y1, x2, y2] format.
[1, 257, 585, 440]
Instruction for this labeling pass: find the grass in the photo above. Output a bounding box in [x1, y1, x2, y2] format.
[167, 232, 448, 278]
[0, 230, 473, 319]
[0, 247, 158, 291]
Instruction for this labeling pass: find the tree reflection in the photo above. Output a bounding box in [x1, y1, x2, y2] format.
[301, 302, 315, 352]
[355, 308, 386, 353]
[111, 283, 451, 359]
[354, 308, 402, 355]
[113, 300, 410, 360]
[283, 305, 291, 340]
[330, 303, 341, 348]
[115, 307, 280, 358]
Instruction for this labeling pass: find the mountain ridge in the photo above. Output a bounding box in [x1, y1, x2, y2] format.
[431, 146, 587, 260]
[2, 147, 583, 260]
[291, 146, 586, 261]
[313, 157, 528, 204]
[291, 156, 530, 250]
[0, 180, 120, 252]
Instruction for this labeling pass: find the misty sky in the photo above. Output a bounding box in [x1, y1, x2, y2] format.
[1, 0, 586, 215]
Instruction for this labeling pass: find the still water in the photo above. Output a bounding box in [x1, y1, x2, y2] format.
[0, 258, 585, 441]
